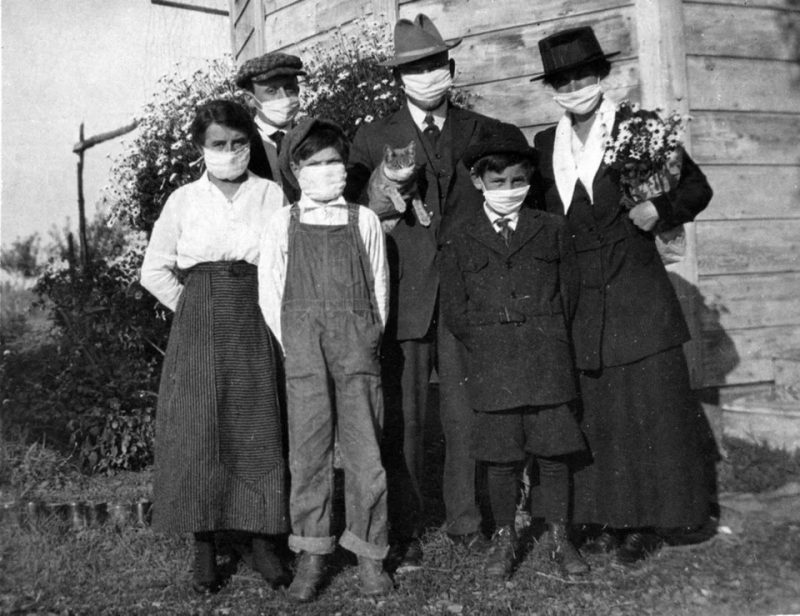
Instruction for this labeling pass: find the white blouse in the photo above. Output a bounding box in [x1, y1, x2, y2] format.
[258, 194, 389, 349]
[140, 171, 285, 311]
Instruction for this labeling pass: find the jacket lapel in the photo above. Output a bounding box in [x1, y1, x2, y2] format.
[466, 212, 508, 256]
[446, 106, 478, 169]
[507, 209, 544, 257]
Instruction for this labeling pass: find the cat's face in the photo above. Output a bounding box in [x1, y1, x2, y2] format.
[383, 141, 416, 170]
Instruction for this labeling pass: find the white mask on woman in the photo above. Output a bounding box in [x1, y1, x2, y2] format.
[481, 182, 530, 216]
[254, 95, 300, 128]
[401, 68, 453, 108]
[203, 145, 250, 180]
[552, 82, 603, 116]
[297, 162, 347, 203]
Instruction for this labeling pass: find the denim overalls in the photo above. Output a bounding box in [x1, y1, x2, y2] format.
[282, 202, 389, 560]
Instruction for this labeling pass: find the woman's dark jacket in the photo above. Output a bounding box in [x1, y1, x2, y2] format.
[533, 122, 713, 371]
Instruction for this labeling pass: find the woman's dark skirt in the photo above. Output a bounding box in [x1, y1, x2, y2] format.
[153, 261, 289, 534]
[572, 346, 712, 529]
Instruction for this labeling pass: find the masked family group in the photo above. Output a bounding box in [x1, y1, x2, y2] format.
[140, 13, 714, 602]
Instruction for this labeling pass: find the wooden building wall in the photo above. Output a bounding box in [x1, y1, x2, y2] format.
[228, 0, 800, 392]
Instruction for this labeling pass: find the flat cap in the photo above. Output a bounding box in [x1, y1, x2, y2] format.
[462, 122, 537, 169]
[235, 52, 306, 88]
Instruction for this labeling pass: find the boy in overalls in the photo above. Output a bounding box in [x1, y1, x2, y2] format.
[258, 118, 392, 601]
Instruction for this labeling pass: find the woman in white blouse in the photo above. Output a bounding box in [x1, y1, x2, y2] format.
[140, 99, 289, 594]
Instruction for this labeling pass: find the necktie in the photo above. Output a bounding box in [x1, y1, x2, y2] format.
[423, 113, 440, 150]
[495, 217, 513, 246]
[270, 130, 285, 153]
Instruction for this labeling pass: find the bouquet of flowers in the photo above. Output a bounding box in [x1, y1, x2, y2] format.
[603, 100, 689, 264]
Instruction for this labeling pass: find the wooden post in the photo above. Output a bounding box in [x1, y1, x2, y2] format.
[634, 0, 703, 388]
[76, 123, 89, 268]
[371, 0, 397, 24]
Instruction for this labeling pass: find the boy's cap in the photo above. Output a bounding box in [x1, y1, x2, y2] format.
[462, 123, 537, 169]
[380, 13, 461, 67]
[280, 117, 346, 163]
[235, 52, 306, 88]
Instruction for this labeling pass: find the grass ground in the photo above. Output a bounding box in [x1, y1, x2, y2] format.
[2, 423, 800, 615]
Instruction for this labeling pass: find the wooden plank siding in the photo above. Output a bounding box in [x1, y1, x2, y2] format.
[685, 0, 800, 387]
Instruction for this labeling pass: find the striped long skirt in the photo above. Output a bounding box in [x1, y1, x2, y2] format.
[153, 261, 289, 534]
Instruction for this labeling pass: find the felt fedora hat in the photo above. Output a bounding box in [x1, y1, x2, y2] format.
[380, 14, 462, 67]
[531, 26, 620, 82]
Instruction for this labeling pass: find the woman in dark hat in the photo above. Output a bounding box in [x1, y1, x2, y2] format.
[530, 27, 715, 564]
[141, 99, 290, 592]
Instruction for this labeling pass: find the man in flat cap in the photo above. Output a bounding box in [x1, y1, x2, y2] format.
[236, 51, 305, 202]
[345, 13, 526, 570]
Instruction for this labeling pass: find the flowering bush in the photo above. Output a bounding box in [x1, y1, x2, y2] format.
[603, 100, 687, 198]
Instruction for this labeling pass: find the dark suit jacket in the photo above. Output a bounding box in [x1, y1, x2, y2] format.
[533, 122, 713, 370]
[249, 132, 300, 203]
[345, 103, 517, 340]
[440, 207, 580, 411]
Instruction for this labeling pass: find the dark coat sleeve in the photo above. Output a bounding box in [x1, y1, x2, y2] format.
[344, 123, 375, 204]
[557, 221, 580, 323]
[650, 149, 713, 230]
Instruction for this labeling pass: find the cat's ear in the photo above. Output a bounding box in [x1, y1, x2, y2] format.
[407, 141, 416, 156]
[383, 143, 393, 158]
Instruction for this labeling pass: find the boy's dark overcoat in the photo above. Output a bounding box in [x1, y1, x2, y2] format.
[532, 126, 713, 370]
[440, 207, 580, 411]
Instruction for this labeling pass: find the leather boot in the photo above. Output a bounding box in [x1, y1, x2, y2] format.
[549, 523, 589, 575]
[252, 535, 291, 588]
[287, 552, 326, 602]
[357, 557, 394, 596]
[485, 525, 516, 579]
[192, 532, 222, 594]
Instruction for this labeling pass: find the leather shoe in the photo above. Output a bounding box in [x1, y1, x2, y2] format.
[358, 557, 394, 596]
[484, 526, 516, 579]
[192, 535, 222, 594]
[616, 531, 664, 566]
[550, 523, 589, 575]
[582, 530, 619, 554]
[446, 530, 491, 552]
[287, 552, 326, 602]
[252, 536, 291, 588]
[395, 538, 423, 573]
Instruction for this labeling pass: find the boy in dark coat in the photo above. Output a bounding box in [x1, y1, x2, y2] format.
[440, 123, 587, 578]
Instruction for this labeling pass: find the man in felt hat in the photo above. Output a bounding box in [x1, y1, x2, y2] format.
[236, 51, 306, 202]
[345, 13, 527, 569]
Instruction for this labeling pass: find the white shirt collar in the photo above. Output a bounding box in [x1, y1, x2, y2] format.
[200, 169, 257, 202]
[254, 115, 285, 144]
[483, 204, 519, 230]
[407, 99, 447, 132]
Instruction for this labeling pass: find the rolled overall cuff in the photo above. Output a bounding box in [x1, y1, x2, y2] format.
[288, 534, 336, 555]
[339, 529, 389, 560]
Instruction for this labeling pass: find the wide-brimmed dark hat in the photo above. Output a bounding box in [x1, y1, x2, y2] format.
[380, 14, 461, 67]
[235, 52, 306, 88]
[531, 26, 619, 82]
[462, 122, 537, 169]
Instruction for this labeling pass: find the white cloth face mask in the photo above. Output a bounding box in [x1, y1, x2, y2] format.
[254, 95, 300, 128]
[401, 68, 453, 108]
[552, 82, 603, 116]
[481, 182, 530, 216]
[203, 145, 251, 180]
[297, 162, 347, 203]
